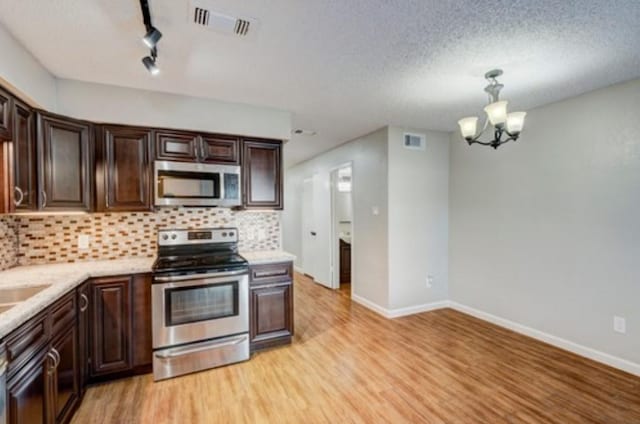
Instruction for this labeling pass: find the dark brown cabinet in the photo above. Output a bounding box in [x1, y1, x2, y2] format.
[89, 274, 152, 380]
[242, 139, 282, 209]
[37, 113, 93, 211]
[200, 134, 240, 164]
[6, 348, 49, 424]
[89, 277, 131, 377]
[0, 86, 12, 140]
[5, 291, 80, 424]
[50, 325, 80, 423]
[155, 130, 240, 164]
[97, 125, 153, 211]
[76, 282, 90, 394]
[249, 262, 294, 351]
[155, 130, 199, 162]
[12, 99, 37, 210]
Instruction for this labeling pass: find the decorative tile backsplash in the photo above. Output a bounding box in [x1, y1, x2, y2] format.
[0, 216, 18, 270]
[0, 208, 280, 269]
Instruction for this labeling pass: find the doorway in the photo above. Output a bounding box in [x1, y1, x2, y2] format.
[330, 164, 353, 297]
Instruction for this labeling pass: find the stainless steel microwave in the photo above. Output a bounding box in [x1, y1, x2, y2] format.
[154, 161, 242, 207]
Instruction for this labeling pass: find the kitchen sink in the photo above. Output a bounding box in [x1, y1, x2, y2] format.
[0, 285, 52, 309]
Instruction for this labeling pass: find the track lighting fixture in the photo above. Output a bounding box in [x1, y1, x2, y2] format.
[142, 54, 159, 75]
[139, 0, 162, 76]
[143, 26, 162, 48]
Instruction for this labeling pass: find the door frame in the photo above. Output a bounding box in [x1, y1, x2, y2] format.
[329, 162, 353, 293]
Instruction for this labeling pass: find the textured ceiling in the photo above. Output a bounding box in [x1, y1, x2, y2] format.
[1, 0, 639, 167]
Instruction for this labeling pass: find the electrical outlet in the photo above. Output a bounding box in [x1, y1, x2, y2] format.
[426, 275, 434, 288]
[613, 316, 626, 334]
[77, 234, 90, 250]
[247, 229, 255, 241]
[372, 206, 379, 216]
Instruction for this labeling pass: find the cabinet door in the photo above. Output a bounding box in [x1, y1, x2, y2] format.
[0, 86, 12, 140]
[131, 274, 152, 368]
[98, 126, 153, 211]
[200, 134, 239, 164]
[242, 139, 282, 209]
[76, 282, 90, 394]
[250, 281, 293, 350]
[12, 99, 37, 210]
[37, 113, 93, 211]
[7, 348, 49, 424]
[50, 325, 80, 424]
[90, 277, 131, 377]
[155, 130, 199, 162]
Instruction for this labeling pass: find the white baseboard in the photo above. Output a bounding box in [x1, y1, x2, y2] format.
[351, 294, 449, 319]
[293, 266, 304, 274]
[449, 301, 640, 377]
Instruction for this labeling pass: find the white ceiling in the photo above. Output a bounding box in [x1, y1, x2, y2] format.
[1, 0, 639, 167]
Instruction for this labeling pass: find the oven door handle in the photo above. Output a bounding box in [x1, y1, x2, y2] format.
[154, 269, 248, 283]
[155, 335, 247, 359]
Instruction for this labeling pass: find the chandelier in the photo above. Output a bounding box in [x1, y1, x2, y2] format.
[457, 69, 526, 149]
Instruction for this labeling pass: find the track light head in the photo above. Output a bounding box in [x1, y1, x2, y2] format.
[143, 26, 162, 48]
[142, 55, 160, 75]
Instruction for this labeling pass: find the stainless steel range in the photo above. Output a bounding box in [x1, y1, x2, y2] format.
[152, 228, 249, 381]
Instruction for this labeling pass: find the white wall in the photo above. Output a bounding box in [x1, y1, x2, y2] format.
[56, 79, 292, 141]
[388, 127, 449, 309]
[450, 78, 640, 366]
[283, 128, 389, 307]
[0, 22, 57, 110]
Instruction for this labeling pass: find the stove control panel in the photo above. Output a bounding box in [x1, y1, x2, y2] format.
[158, 228, 239, 246]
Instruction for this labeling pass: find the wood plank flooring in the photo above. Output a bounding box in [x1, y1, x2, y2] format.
[72, 273, 640, 423]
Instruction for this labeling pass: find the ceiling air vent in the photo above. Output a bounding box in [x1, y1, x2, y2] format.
[189, 1, 258, 37]
[193, 7, 210, 26]
[403, 133, 426, 151]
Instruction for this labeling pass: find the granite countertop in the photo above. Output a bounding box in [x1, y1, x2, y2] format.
[0, 258, 154, 339]
[241, 250, 296, 265]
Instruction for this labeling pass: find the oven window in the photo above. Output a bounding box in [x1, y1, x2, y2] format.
[165, 282, 238, 326]
[158, 170, 220, 199]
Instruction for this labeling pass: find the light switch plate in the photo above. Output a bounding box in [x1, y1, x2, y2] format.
[614, 316, 626, 334]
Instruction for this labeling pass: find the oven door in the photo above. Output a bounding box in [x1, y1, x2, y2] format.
[154, 160, 241, 207]
[152, 270, 249, 349]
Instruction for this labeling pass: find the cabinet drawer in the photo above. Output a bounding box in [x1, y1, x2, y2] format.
[249, 262, 292, 285]
[5, 310, 49, 377]
[51, 291, 76, 336]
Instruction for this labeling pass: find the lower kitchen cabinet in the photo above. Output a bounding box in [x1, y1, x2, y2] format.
[5, 291, 80, 424]
[2, 272, 153, 423]
[50, 325, 80, 423]
[249, 262, 294, 351]
[6, 348, 48, 424]
[89, 274, 152, 380]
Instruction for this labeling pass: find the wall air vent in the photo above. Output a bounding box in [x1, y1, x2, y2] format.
[403, 132, 426, 151]
[189, 1, 258, 37]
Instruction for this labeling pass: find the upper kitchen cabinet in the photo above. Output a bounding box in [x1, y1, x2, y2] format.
[12, 99, 38, 211]
[200, 134, 240, 164]
[242, 139, 283, 209]
[97, 125, 153, 212]
[155, 130, 240, 164]
[37, 112, 93, 211]
[155, 130, 199, 162]
[0, 86, 13, 140]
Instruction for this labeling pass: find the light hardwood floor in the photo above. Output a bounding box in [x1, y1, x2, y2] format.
[72, 273, 640, 423]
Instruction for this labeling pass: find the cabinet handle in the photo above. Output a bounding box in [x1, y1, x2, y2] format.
[41, 190, 47, 208]
[52, 348, 60, 368]
[199, 140, 206, 160]
[14, 186, 24, 206]
[254, 282, 291, 289]
[80, 293, 89, 312]
[47, 351, 57, 373]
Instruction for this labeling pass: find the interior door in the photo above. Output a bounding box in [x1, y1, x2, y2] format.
[301, 177, 316, 278]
